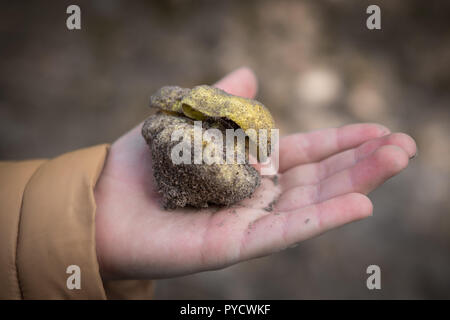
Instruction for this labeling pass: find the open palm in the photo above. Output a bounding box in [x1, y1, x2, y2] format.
[94, 68, 417, 280]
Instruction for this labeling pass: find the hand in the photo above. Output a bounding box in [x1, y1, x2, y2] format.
[94, 67, 417, 280]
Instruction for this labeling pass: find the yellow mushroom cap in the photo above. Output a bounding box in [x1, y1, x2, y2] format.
[149, 85, 275, 159]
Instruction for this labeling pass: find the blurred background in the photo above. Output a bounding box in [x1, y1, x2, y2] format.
[0, 0, 449, 299]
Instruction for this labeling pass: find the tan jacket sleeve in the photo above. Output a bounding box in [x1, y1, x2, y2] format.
[0, 145, 152, 299]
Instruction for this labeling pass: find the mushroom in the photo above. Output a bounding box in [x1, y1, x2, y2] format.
[141, 85, 275, 209]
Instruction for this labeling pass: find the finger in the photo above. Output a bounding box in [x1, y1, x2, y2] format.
[281, 132, 417, 189]
[279, 123, 390, 173]
[213, 66, 258, 99]
[240, 193, 372, 260]
[276, 145, 409, 211]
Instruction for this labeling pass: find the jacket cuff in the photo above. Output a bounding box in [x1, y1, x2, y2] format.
[17, 144, 109, 299]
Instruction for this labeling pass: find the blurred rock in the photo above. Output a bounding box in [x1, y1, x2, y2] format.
[295, 68, 343, 108]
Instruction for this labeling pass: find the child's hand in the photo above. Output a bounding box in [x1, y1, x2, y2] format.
[94, 67, 417, 280]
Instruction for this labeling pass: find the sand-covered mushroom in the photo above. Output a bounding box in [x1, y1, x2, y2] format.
[141, 85, 275, 209]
